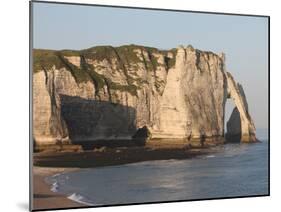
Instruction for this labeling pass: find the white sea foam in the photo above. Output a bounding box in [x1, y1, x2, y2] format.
[50, 182, 59, 192]
[49, 177, 95, 206]
[67, 193, 94, 206]
[197, 154, 216, 159]
[52, 173, 61, 177]
[205, 155, 215, 158]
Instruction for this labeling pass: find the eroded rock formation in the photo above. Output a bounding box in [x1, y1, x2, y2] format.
[225, 77, 257, 142]
[32, 44, 257, 146]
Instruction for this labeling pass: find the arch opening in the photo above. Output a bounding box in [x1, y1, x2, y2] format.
[224, 99, 242, 142]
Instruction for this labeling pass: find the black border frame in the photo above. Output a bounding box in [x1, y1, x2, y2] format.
[29, 0, 270, 211]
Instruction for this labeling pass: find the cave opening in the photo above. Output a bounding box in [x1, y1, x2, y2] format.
[132, 126, 151, 146]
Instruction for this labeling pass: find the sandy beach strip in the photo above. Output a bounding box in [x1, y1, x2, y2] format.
[32, 166, 87, 211]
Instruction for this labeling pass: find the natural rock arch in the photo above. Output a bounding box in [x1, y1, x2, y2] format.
[225, 72, 257, 142]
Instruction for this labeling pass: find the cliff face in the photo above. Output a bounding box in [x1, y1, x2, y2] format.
[156, 46, 227, 140]
[32, 44, 256, 146]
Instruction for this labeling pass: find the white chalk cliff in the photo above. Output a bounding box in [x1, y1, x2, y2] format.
[32, 45, 256, 146]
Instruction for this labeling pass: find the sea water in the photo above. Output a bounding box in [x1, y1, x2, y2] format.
[46, 129, 269, 206]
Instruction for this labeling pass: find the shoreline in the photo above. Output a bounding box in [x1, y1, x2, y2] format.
[32, 167, 87, 210]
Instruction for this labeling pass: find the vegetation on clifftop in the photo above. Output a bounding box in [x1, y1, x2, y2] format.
[59, 50, 81, 57]
[33, 49, 64, 72]
[33, 45, 178, 95]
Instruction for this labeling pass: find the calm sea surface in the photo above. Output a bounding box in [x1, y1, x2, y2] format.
[46, 129, 269, 206]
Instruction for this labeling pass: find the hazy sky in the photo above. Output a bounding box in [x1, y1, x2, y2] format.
[32, 2, 269, 129]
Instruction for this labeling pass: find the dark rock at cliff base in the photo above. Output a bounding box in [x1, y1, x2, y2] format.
[132, 126, 151, 145]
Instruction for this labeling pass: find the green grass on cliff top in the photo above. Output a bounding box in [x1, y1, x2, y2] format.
[33, 49, 65, 71]
[33, 45, 179, 95]
[33, 44, 176, 72]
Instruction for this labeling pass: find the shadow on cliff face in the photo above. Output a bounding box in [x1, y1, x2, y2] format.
[60, 95, 148, 150]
